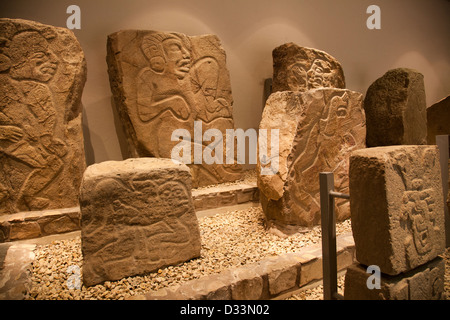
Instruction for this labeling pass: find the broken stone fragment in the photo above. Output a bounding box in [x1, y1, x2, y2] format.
[364, 68, 427, 147]
[427, 95, 450, 145]
[271, 43, 345, 93]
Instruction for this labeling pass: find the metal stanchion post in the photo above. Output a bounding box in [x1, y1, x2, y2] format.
[320, 172, 349, 300]
[320, 172, 338, 300]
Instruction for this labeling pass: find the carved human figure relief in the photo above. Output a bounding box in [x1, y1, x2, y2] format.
[257, 88, 366, 232]
[137, 32, 193, 124]
[0, 19, 86, 215]
[107, 30, 241, 187]
[284, 90, 365, 226]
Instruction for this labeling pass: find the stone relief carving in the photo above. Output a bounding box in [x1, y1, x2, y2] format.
[80, 158, 201, 286]
[284, 90, 365, 226]
[287, 58, 337, 92]
[272, 43, 345, 93]
[349, 145, 445, 276]
[394, 150, 442, 268]
[258, 89, 366, 232]
[0, 18, 86, 215]
[107, 30, 241, 188]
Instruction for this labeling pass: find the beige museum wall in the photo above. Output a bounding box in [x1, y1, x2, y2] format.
[1, 0, 449, 166]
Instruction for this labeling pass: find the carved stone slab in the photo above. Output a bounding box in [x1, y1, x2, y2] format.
[272, 43, 345, 93]
[80, 158, 201, 286]
[427, 95, 450, 145]
[107, 30, 241, 188]
[258, 88, 366, 232]
[364, 68, 427, 147]
[344, 258, 445, 300]
[0, 18, 86, 215]
[349, 146, 445, 276]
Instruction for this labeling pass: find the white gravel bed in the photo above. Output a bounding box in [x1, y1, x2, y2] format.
[25, 206, 352, 300]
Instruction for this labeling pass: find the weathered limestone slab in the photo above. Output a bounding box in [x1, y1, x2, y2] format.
[80, 158, 201, 286]
[258, 88, 366, 231]
[349, 146, 445, 276]
[364, 68, 427, 147]
[427, 95, 450, 145]
[107, 30, 241, 188]
[272, 43, 345, 93]
[0, 18, 87, 215]
[344, 257, 445, 300]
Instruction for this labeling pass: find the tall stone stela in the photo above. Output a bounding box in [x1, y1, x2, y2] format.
[0, 18, 87, 215]
[257, 88, 366, 232]
[107, 30, 242, 188]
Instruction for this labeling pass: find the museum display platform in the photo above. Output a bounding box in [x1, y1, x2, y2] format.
[0, 175, 356, 300]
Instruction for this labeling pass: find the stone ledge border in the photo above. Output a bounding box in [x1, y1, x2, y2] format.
[0, 232, 354, 300]
[0, 183, 259, 243]
[130, 232, 355, 300]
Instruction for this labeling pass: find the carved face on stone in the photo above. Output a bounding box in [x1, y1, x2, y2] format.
[161, 37, 191, 80]
[402, 179, 434, 256]
[159, 181, 190, 217]
[307, 59, 333, 89]
[8, 31, 58, 82]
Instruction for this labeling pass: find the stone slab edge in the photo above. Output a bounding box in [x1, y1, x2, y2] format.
[130, 232, 355, 300]
[0, 183, 259, 243]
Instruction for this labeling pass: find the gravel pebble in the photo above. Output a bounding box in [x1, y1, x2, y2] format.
[26, 206, 351, 300]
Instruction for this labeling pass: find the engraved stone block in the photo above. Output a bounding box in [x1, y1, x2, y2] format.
[427, 95, 450, 145]
[344, 258, 445, 300]
[349, 146, 445, 275]
[257, 88, 366, 231]
[272, 43, 345, 93]
[107, 30, 241, 188]
[80, 158, 201, 286]
[0, 18, 87, 215]
[364, 68, 427, 147]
